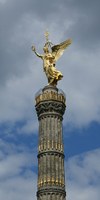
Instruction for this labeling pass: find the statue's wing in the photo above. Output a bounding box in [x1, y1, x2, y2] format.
[52, 39, 72, 62]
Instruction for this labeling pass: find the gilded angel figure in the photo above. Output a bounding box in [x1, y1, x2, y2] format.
[32, 33, 72, 86]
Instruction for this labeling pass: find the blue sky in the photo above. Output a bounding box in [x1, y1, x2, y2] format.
[0, 0, 100, 200]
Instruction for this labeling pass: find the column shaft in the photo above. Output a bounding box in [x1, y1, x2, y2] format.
[35, 86, 66, 200]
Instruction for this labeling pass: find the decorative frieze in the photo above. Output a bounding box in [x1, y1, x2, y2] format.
[36, 101, 66, 119]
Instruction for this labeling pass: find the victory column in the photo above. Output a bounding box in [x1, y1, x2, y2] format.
[32, 32, 72, 200]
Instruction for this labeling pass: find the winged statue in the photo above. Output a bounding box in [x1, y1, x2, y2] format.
[32, 32, 72, 86]
[51, 39, 72, 61]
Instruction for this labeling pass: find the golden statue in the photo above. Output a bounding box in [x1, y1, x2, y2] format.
[32, 32, 72, 86]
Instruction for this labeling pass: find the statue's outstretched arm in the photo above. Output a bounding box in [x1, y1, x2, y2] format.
[32, 45, 43, 59]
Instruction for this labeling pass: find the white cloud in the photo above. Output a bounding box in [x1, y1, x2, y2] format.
[62, 46, 100, 127]
[0, 0, 100, 131]
[0, 140, 37, 179]
[0, 139, 37, 200]
[0, 139, 100, 200]
[0, 0, 100, 199]
[1, 43, 100, 129]
[0, 153, 34, 179]
[16, 119, 38, 135]
[0, 174, 37, 200]
[0, 68, 42, 122]
[67, 148, 100, 200]
[68, 185, 100, 200]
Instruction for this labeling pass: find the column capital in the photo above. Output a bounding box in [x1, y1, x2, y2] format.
[35, 85, 66, 119]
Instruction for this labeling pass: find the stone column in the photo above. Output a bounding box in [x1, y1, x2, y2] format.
[35, 85, 66, 200]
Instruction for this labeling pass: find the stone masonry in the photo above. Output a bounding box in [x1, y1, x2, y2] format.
[35, 85, 66, 200]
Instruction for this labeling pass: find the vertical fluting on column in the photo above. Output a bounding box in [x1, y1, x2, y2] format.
[35, 85, 66, 200]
